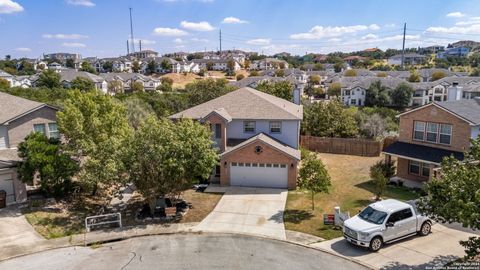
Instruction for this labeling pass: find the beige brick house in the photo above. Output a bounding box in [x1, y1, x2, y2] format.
[0, 92, 59, 205]
[383, 98, 480, 187]
[170, 87, 302, 189]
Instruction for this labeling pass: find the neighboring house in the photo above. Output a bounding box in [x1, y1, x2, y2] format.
[337, 77, 407, 106]
[437, 47, 470, 59]
[43, 52, 82, 62]
[57, 70, 108, 93]
[0, 70, 14, 86]
[0, 92, 59, 205]
[192, 59, 241, 71]
[383, 98, 480, 187]
[127, 50, 159, 59]
[93, 57, 133, 73]
[47, 62, 64, 71]
[11, 76, 33, 88]
[343, 55, 369, 65]
[387, 54, 427, 66]
[99, 72, 160, 93]
[170, 87, 303, 189]
[251, 58, 289, 70]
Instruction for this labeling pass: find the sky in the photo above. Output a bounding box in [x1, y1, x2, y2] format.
[2, 0, 480, 58]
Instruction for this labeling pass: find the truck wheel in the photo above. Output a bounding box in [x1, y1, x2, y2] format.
[369, 236, 383, 252]
[418, 221, 431, 236]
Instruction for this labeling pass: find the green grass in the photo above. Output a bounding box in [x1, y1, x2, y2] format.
[24, 211, 85, 239]
[285, 153, 421, 240]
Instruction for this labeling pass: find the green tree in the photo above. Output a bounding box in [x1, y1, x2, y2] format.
[206, 61, 214, 71]
[377, 72, 387, 77]
[243, 59, 251, 69]
[256, 80, 293, 101]
[102, 61, 113, 72]
[344, 69, 357, 77]
[369, 162, 388, 200]
[430, 71, 447, 81]
[17, 60, 36, 75]
[132, 61, 140, 73]
[17, 133, 78, 197]
[334, 62, 343, 73]
[186, 78, 235, 106]
[65, 59, 75, 69]
[309, 75, 321, 85]
[390, 82, 413, 108]
[249, 70, 259, 76]
[419, 137, 480, 260]
[408, 70, 421, 82]
[298, 151, 331, 210]
[274, 69, 285, 77]
[327, 82, 342, 97]
[226, 59, 236, 74]
[70, 76, 95, 92]
[0, 78, 10, 89]
[80, 61, 96, 74]
[303, 99, 359, 137]
[131, 81, 144, 92]
[147, 60, 157, 74]
[468, 52, 480, 67]
[313, 63, 324, 71]
[123, 97, 155, 129]
[57, 90, 132, 194]
[125, 116, 218, 214]
[236, 74, 245, 81]
[470, 68, 480, 77]
[160, 59, 172, 72]
[365, 81, 391, 107]
[37, 70, 61, 88]
[107, 80, 124, 94]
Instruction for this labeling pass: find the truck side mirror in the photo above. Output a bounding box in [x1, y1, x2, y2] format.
[386, 222, 394, 227]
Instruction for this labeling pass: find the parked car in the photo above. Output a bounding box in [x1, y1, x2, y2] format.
[343, 199, 432, 251]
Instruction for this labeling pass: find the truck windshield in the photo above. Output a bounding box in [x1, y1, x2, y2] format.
[358, 206, 388, 225]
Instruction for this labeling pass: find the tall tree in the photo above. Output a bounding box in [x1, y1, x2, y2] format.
[131, 81, 144, 92]
[365, 81, 391, 107]
[80, 61, 96, 74]
[327, 82, 342, 97]
[65, 59, 75, 69]
[36, 70, 61, 89]
[123, 97, 155, 129]
[132, 61, 141, 73]
[160, 59, 172, 72]
[186, 78, 235, 106]
[125, 117, 218, 214]
[407, 70, 421, 82]
[102, 61, 113, 72]
[419, 137, 480, 260]
[298, 151, 331, 210]
[57, 90, 132, 193]
[390, 82, 413, 108]
[17, 133, 78, 197]
[108, 80, 124, 94]
[256, 80, 293, 101]
[147, 60, 157, 74]
[70, 76, 95, 92]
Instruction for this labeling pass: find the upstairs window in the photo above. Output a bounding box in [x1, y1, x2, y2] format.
[243, 121, 256, 133]
[48, 123, 60, 139]
[413, 121, 425, 141]
[269, 121, 281, 133]
[439, 124, 452, 145]
[33, 124, 46, 135]
[426, 123, 438, 143]
[215, 123, 222, 139]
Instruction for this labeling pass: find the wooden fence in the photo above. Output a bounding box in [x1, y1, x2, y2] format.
[300, 136, 396, 157]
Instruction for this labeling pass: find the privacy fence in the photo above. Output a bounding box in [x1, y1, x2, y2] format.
[300, 136, 397, 157]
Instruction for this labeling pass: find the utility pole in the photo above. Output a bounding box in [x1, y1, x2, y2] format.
[401, 22, 406, 69]
[139, 40, 142, 51]
[129, 7, 135, 53]
[126, 40, 130, 55]
[219, 29, 222, 53]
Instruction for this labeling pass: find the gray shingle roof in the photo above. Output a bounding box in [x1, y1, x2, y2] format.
[59, 70, 105, 83]
[170, 87, 303, 120]
[435, 99, 480, 125]
[0, 92, 51, 124]
[220, 133, 301, 160]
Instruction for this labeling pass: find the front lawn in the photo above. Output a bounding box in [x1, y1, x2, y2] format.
[285, 153, 421, 240]
[179, 189, 223, 223]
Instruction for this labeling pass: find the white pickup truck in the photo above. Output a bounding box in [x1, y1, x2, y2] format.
[343, 199, 432, 251]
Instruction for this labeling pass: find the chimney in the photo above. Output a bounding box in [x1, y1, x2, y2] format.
[293, 85, 303, 105]
[447, 82, 463, 101]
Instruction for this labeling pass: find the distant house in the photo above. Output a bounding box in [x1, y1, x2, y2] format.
[343, 55, 369, 65]
[0, 92, 59, 205]
[47, 62, 64, 71]
[0, 70, 14, 86]
[437, 47, 470, 59]
[337, 77, 409, 106]
[192, 59, 241, 71]
[251, 58, 289, 70]
[387, 53, 427, 66]
[127, 50, 159, 59]
[99, 72, 160, 93]
[43, 53, 82, 63]
[383, 99, 480, 187]
[57, 70, 108, 93]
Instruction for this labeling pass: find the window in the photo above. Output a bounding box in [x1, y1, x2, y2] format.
[439, 124, 452, 145]
[215, 124, 222, 139]
[245, 163, 251, 167]
[266, 164, 272, 168]
[269, 121, 281, 133]
[350, 99, 356, 105]
[48, 123, 59, 139]
[413, 121, 425, 141]
[252, 163, 258, 167]
[273, 164, 279, 168]
[409, 161, 420, 175]
[387, 211, 403, 223]
[280, 164, 286, 168]
[422, 163, 430, 177]
[215, 165, 220, 177]
[231, 162, 237, 166]
[243, 121, 256, 133]
[259, 163, 265, 167]
[238, 163, 244, 167]
[33, 124, 46, 135]
[426, 123, 438, 143]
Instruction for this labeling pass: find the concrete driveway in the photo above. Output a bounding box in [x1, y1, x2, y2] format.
[195, 187, 287, 240]
[311, 223, 479, 269]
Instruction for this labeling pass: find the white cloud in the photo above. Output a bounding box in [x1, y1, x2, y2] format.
[426, 24, 480, 34]
[0, 0, 23, 14]
[446, 11, 465, 18]
[174, 38, 184, 44]
[66, 0, 95, 7]
[455, 17, 480, 26]
[15, 47, 31, 52]
[180, 21, 215, 31]
[328, 38, 342, 42]
[246, 38, 271, 46]
[361, 33, 378, 40]
[384, 23, 396, 28]
[43, 33, 89, 39]
[221, 16, 248, 24]
[152, 27, 188, 36]
[191, 37, 209, 42]
[62, 42, 86, 48]
[290, 24, 380, 40]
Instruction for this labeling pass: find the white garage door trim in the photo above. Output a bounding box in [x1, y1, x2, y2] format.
[0, 172, 15, 204]
[230, 162, 288, 188]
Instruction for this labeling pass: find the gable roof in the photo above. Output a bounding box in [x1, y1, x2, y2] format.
[203, 108, 232, 122]
[170, 87, 303, 120]
[59, 70, 105, 83]
[0, 92, 57, 124]
[220, 133, 301, 160]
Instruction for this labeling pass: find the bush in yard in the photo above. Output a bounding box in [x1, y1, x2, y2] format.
[124, 116, 218, 214]
[418, 137, 480, 260]
[131, 81, 144, 92]
[298, 151, 331, 210]
[369, 162, 389, 201]
[0, 78, 10, 89]
[344, 69, 357, 77]
[430, 71, 447, 81]
[236, 74, 245, 81]
[17, 133, 79, 197]
[249, 70, 259, 76]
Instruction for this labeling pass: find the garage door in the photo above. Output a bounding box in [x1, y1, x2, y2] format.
[0, 172, 15, 204]
[230, 162, 288, 188]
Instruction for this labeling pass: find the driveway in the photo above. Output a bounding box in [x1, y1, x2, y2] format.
[0, 234, 369, 270]
[195, 187, 287, 240]
[311, 223, 479, 269]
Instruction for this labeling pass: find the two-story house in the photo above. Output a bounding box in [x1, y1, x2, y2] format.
[383, 98, 480, 187]
[170, 87, 302, 189]
[0, 92, 59, 205]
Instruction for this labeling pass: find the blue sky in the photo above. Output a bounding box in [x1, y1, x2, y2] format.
[1, 0, 480, 58]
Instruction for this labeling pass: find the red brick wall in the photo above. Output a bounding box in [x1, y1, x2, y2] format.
[396, 157, 429, 183]
[203, 113, 227, 152]
[220, 140, 298, 189]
